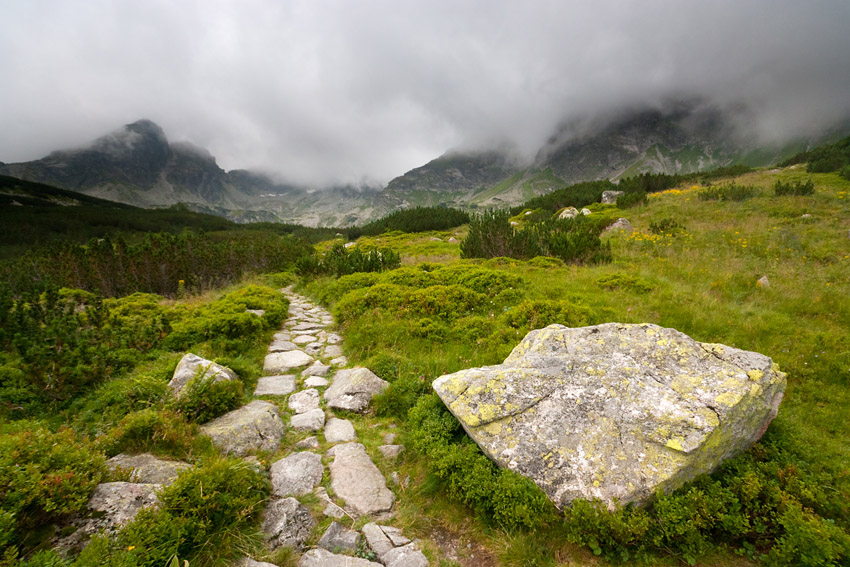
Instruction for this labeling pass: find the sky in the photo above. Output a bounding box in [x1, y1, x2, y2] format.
[1, 0, 849, 187]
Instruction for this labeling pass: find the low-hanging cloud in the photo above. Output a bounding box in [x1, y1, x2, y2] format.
[1, 0, 849, 186]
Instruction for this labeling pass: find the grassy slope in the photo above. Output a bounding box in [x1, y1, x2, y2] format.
[302, 165, 850, 566]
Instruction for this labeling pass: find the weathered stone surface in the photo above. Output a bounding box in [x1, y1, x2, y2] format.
[757, 275, 770, 288]
[264, 351, 313, 373]
[316, 487, 347, 519]
[318, 521, 361, 553]
[324, 345, 344, 358]
[290, 408, 326, 432]
[326, 333, 343, 345]
[169, 353, 237, 397]
[558, 206, 579, 219]
[292, 322, 324, 331]
[324, 417, 356, 443]
[270, 452, 324, 497]
[292, 334, 317, 345]
[289, 388, 320, 414]
[384, 543, 429, 567]
[305, 376, 330, 388]
[581, 207, 592, 215]
[603, 217, 633, 234]
[432, 323, 786, 508]
[328, 443, 394, 516]
[238, 558, 277, 567]
[324, 367, 389, 413]
[200, 400, 284, 456]
[383, 433, 397, 444]
[362, 522, 394, 558]
[378, 445, 405, 460]
[263, 497, 315, 550]
[296, 436, 320, 449]
[602, 190, 624, 204]
[268, 339, 298, 353]
[330, 356, 348, 367]
[106, 453, 191, 485]
[298, 549, 382, 567]
[254, 375, 296, 396]
[379, 525, 411, 547]
[304, 363, 331, 377]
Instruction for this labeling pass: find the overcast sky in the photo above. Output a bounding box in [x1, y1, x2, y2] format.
[2, 0, 849, 186]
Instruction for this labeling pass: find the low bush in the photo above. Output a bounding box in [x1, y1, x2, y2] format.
[296, 243, 400, 277]
[774, 179, 815, 196]
[171, 373, 244, 424]
[596, 273, 653, 294]
[698, 184, 759, 202]
[648, 218, 685, 234]
[616, 191, 647, 209]
[350, 206, 470, 238]
[100, 408, 208, 460]
[499, 299, 595, 332]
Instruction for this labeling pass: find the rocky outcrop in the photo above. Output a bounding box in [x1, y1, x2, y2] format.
[168, 353, 237, 397]
[433, 323, 786, 508]
[263, 497, 315, 550]
[324, 368, 389, 413]
[601, 190, 624, 204]
[200, 400, 284, 456]
[106, 453, 191, 485]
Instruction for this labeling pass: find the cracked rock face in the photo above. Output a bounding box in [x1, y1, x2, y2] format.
[433, 323, 786, 508]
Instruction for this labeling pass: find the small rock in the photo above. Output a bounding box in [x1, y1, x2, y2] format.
[801, 213, 812, 218]
[305, 342, 325, 356]
[379, 525, 412, 547]
[383, 433, 397, 444]
[270, 452, 324, 497]
[304, 364, 331, 377]
[581, 207, 592, 215]
[383, 543, 429, 567]
[298, 549, 382, 567]
[246, 309, 266, 317]
[305, 376, 330, 388]
[169, 353, 237, 398]
[290, 408, 326, 432]
[324, 367, 389, 413]
[602, 190, 624, 204]
[757, 275, 770, 288]
[324, 344, 344, 358]
[318, 521, 361, 553]
[448, 237, 458, 243]
[325, 417, 357, 443]
[268, 340, 298, 353]
[295, 436, 320, 449]
[378, 445, 405, 460]
[238, 558, 277, 567]
[558, 206, 579, 219]
[326, 333, 343, 345]
[106, 453, 191, 485]
[200, 400, 285, 456]
[603, 217, 633, 234]
[288, 388, 320, 414]
[291, 322, 325, 331]
[254, 375, 296, 396]
[264, 351, 313, 373]
[330, 356, 349, 366]
[263, 497, 315, 550]
[362, 522, 394, 558]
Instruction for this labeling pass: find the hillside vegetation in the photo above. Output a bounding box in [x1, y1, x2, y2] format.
[1, 157, 849, 566]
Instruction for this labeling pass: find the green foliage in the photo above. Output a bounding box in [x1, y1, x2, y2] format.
[296, 243, 401, 277]
[595, 273, 653, 294]
[648, 217, 685, 234]
[171, 373, 244, 424]
[349, 206, 470, 239]
[616, 191, 647, 209]
[512, 180, 614, 214]
[527, 256, 565, 268]
[115, 456, 270, 567]
[619, 172, 682, 194]
[698, 184, 760, 202]
[0, 421, 104, 556]
[781, 136, 850, 174]
[100, 408, 208, 460]
[499, 299, 594, 332]
[334, 283, 486, 324]
[774, 178, 815, 196]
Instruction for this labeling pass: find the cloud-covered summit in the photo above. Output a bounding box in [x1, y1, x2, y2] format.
[1, 0, 849, 186]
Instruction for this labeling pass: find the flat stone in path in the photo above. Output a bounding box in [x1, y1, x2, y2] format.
[268, 340, 298, 353]
[324, 417, 356, 443]
[305, 376, 329, 388]
[299, 549, 382, 567]
[238, 558, 277, 567]
[292, 335, 317, 345]
[304, 364, 331, 377]
[270, 452, 324, 497]
[324, 345, 344, 358]
[324, 367, 389, 413]
[384, 543, 429, 567]
[318, 521, 361, 553]
[263, 497, 315, 550]
[200, 400, 285, 456]
[254, 375, 296, 396]
[328, 443, 394, 517]
[291, 322, 325, 331]
[288, 388, 320, 414]
[264, 351, 313, 374]
[290, 408, 326, 432]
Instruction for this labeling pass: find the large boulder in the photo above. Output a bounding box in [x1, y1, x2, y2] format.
[324, 367, 388, 413]
[169, 353, 237, 397]
[433, 323, 786, 508]
[200, 400, 285, 456]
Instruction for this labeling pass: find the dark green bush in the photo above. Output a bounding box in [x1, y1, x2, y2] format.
[296, 243, 400, 277]
[350, 206, 470, 238]
[100, 409, 207, 460]
[499, 299, 594, 332]
[0, 421, 104, 556]
[616, 191, 647, 209]
[172, 373, 244, 424]
[698, 184, 760, 202]
[774, 179, 815, 196]
[596, 273, 653, 294]
[527, 256, 566, 268]
[648, 218, 686, 234]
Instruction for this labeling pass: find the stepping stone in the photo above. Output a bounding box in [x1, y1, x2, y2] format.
[169, 353, 238, 398]
[298, 549, 381, 567]
[273, 332, 291, 341]
[106, 453, 191, 485]
[378, 445, 405, 460]
[318, 521, 361, 553]
[326, 333, 343, 345]
[254, 375, 296, 396]
[295, 436, 319, 449]
[383, 433, 397, 444]
[362, 523, 394, 558]
[288, 388, 320, 414]
[305, 376, 329, 388]
[325, 368, 389, 413]
[264, 351, 313, 374]
[325, 417, 356, 443]
[330, 356, 348, 367]
[384, 543, 429, 567]
[379, 525, 411, 547]
[270, 452, 323, 497]
[268, 340, 298, 353]
[200, 401, 285, 456]
[328, 443, 394, 517]
[292, 322, 324, 331]
[304, 364, 331, 377]
[292, 335, 317, 345]
[263, 497, 315, 550]
[290, 408, 326, 432]
[305, 342, 324, 356]
[324, 345, 344, 358]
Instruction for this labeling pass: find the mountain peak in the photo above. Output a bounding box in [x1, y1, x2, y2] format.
[124, 119, 167, 140]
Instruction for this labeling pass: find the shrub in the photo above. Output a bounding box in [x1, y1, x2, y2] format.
[452, 315, 497, 342]
[351, 206, 470, 237]
[648, 218, 685, 234]
[698, 184, 759, 202]
[774, 179, 815, 196]
[296, 243, 400, 277]
[334, 283, 407, 323]
[0, 421, 104, 556]
[171, 373, 244, 424]
[596, 273, 653, 294]
[100, 408, 207, 460]
[527, 256, 566, 268]
[499, 299, 594, 332]
[616, 191, 647, 209]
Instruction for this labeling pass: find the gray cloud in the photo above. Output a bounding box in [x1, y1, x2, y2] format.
[1, 0, 849, 186]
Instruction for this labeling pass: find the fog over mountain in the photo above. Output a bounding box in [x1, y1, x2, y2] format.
[1, 0, 849, 187]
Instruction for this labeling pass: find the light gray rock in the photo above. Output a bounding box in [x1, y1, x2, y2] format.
[270, 452, 324, 497]
[602, 189, 624, 204]
[324, 345, 344, 358]
[328, 443, 395, 516]
[324, 367, 389, 413]
[318, 521, 361, 553]
[295, 436, 320, 449]
[304, 364, 331, 377]
[757, 275, 770, 288]
[288, 388, 320, 414]
[326, 333, 343, 345]
[292, 322, 325, 331]
[238, 558, 278, 567]
[383, 433, 397, 444]
[268, 340, 298, 353]
[273, 331, 291, 341]
[290, 408, 326, 432]
[292, 334, 317, 345]
[263, 497, 315, 550]
[316, 486, 347, 519]
[168, 353, 237, 397]
[602, 217, 634, 234]
[433, 323, 786, 509]
[330, 356, 349, 367]
[305, 342, 325, 356]
[88, 482, 160, 528]
[558, 206, 579, 219]
[298, 549, 382, 567]
[246, 309, 266, 317]
[305, 376, 330, 388]
[254, 375, 296, 396]
[379, 525, 411, 547]
[264, 351, 313, 373]
[581, 207, 592, 215]
[200, 400, 285, 456]
[362, 522, 394, 558]
[106, 453, 191, 485]
[324, 417, 356, 443]
[378, 445, 405, 460]
[384, 543, 429, 567]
